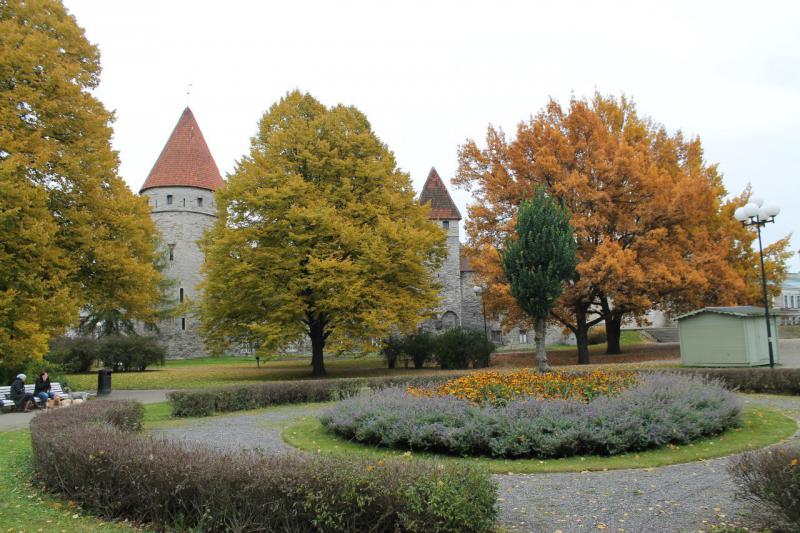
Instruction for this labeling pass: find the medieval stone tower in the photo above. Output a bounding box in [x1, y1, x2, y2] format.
[419, 167, 483, 332]
[139, 107, 224, 358]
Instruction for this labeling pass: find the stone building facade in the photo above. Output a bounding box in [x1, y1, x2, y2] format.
[141, 110, 568, 358]
[419, 168, 474, 332]
[419, 168, 493, 334]
[418, 168, 570, 346]
[139, 108, 225, 358]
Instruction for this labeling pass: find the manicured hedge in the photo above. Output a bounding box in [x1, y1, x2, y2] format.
[673, 367, 800, 395]
[321, 373, 742, 458]
[729, 444, 800, 528]
[30, 400, 497, 532]
[167, 373, 465, 417]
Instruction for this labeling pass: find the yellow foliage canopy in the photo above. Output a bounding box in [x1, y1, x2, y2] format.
[200, 91, 445, 375]
[0, 0, 162, 372]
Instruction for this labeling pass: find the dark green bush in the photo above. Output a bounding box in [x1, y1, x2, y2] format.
[404, 331, 436, 369]
[673, 368, 800, 395]
[729, 445, 800, 528]
[168, 373, 464, 417]
[30, 401, 497, 532]
[381, 332, 435, 369]
[381, 335, 404, 369]
[433, 328, 494, 369]
[98, 335, 165, 372]
[46, 336, 98, 373]
[587, 326, 607, 345]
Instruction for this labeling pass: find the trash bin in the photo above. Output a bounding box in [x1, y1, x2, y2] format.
[97, 368, 112, 396]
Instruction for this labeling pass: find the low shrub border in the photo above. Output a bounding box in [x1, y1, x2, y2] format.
[321, 373, 743, 459]
[30, 400, 497, 532]
[285, 406, 795, 474]
[729, 444, 800, 528]
[674, 367, 800, 395]
[168, 373, 465, 417]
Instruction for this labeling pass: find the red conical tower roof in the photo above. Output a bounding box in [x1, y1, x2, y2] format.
[419, 167, 461, 220]
[140, 107, 225, 192]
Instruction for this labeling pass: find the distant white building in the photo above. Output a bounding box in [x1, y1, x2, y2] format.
[774, 272, 800, 325]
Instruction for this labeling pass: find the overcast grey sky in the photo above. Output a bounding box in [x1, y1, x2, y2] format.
[64, 0, 800, 270]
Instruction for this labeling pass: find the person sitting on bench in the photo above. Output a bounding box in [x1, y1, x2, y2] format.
[34, 371, 55, 406]
[10, 374, 36, 413]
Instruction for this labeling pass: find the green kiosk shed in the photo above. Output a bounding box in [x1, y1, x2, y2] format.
[676, 306, 780, 367]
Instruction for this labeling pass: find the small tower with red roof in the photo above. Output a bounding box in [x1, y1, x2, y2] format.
[140, 107, 224, 358]
[419, 167, 464, 330]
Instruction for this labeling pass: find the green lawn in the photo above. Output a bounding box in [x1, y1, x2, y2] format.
[496, 330, 647, 352]
[63, 354, 424, 390]
[282, 406, 796, 474]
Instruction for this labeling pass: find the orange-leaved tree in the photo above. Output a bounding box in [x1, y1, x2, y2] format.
[455, 93, 789, 363]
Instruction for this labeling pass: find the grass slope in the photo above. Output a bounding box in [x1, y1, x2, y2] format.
[282, 406, 796, 474]
[0, 430, 146, 532]
[64, 355, 407, 390]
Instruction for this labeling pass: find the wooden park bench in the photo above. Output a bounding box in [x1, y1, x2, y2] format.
[0, 382, 88, 412]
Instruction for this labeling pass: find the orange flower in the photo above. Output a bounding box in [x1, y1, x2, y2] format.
[408, 369, 636, 405]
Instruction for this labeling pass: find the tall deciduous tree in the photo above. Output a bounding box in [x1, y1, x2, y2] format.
[200, 91, 445, 376]
[455, 93, 790, 363]
[0, 0, 162, 376]
[501, 189, 576, 371]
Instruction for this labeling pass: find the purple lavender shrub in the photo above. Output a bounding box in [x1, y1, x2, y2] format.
[320, 372, 741, 459]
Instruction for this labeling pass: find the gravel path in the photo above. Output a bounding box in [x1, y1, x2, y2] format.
[153, 394, 800, 533]
[153, 404, 327, 454]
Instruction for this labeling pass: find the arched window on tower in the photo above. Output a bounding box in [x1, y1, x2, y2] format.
[197, 197, 203, 207]
[168, 244, 175, 261]
[166, 194, 173, 205]
[179, 288, 184, 303]
[441, 311, 458, 330]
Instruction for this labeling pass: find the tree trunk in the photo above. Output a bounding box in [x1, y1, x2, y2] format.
[309, 319, 327, 377]
[575, 304, 590, 365]
[534, 316, 551, 372]
[605, 313, 622, 355]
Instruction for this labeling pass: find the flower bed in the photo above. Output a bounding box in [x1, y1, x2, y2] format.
[321, 372, 742, 459]
[30, 400, 497, 532]
[408, 369, 637, 405]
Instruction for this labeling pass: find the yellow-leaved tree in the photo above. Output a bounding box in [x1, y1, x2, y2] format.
[200, 91, 445, 376]
[0, 0, 162, 378]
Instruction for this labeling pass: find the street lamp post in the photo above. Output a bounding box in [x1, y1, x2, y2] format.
[473, 285, 488, 340]
[734, 197, 781, 368]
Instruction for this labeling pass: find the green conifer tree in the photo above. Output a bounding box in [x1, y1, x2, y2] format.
[501, 189, 577, 371]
